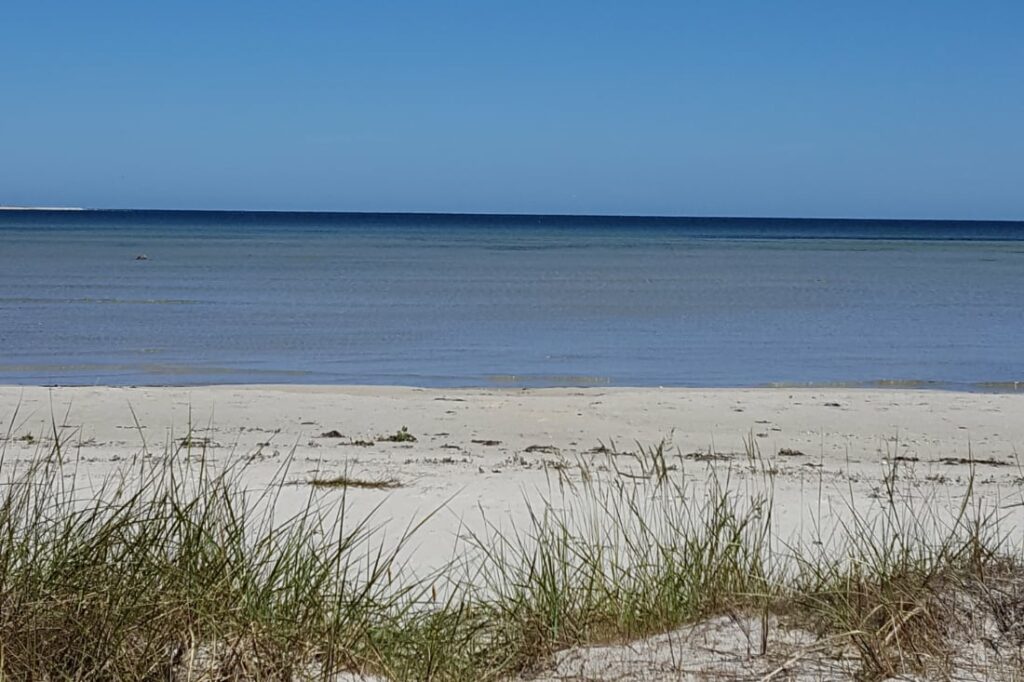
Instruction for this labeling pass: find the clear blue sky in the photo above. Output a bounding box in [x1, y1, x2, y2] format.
[2, 2, 1022, 219]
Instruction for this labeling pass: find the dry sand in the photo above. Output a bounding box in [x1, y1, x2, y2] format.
[3, 385, 1023, 680]
[2, 385, 1023, 566]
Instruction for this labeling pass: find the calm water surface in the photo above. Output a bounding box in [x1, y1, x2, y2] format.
[1, 210, 1022, 388]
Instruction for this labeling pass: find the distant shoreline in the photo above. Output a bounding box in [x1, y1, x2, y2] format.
[0, 205, 83, 211]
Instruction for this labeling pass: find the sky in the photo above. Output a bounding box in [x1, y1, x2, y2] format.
[1, 2, 1022, 219]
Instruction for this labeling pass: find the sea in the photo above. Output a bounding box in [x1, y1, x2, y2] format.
[1, 209, 1022, 390]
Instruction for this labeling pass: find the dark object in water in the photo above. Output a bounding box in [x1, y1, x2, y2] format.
[135, 254, 149, 260]
[778, 448, 805, 457]
[524, 444, 560, 454]
[471, 439, 501, 446]
[320, 430, 345, 438]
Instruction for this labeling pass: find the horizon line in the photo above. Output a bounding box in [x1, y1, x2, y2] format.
[1, 205, 1023, 224]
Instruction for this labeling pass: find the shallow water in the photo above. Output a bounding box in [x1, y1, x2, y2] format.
[1, 210, 1022, 388]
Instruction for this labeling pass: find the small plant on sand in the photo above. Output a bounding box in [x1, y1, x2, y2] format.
[380, 426, 417, 443]
[309, 474, 403, 490]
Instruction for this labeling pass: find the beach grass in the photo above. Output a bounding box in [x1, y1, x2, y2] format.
[0, 419, 1020, 680]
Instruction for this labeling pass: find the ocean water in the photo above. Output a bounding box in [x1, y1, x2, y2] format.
[1, 210, 1022, 389]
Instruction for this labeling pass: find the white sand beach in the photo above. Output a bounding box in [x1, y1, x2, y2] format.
[3, 385, 1022, 565]
[3, 385, 1024, 679]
